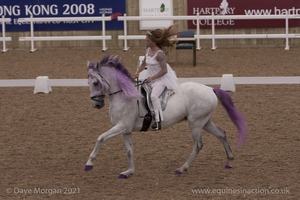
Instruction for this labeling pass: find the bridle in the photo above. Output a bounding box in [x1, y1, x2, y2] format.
[89, 69, 123, 103]
[89, 66, 147, 104]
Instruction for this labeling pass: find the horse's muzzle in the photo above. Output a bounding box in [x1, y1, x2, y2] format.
[91, 95, 105, 109]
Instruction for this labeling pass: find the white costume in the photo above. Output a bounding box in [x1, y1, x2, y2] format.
[145, 48, 178, 122]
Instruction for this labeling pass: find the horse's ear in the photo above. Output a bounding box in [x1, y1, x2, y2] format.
[113, 55, 121, 62]
[87, 60, 98, 69]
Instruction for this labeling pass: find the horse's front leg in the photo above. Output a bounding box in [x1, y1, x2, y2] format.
[118, 133, 135, 179]
[84, 125, 126, 171]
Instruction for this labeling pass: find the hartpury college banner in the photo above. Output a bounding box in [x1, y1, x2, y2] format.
[0, 0, 125, 32]
[187, 0, 300, 29]
[139, 0, 173, 30]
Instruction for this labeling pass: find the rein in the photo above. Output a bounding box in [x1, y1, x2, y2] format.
[106, 79, 146, 97]
[109, 90, 123, 96]
[90, 89, 123, 105]
[135, 78, 148, 88]
[91, 68, 123, 97]
[90, 68, 146, 98]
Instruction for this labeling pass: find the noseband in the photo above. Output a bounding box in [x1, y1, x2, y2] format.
[90, 88, 123, 103]
[91, 94, 105, 102]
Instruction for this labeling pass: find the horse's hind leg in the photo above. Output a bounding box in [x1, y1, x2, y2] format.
[204, 120, 234, 168]
[176, 124, 204, 175]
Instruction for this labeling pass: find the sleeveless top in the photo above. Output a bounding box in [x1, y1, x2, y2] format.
[145, 48, 178, 91]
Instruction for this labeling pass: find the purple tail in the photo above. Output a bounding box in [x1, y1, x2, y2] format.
[213, 88, 247, 147]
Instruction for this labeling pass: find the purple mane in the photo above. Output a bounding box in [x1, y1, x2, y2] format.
[99, 55, 141, 100]
[99, 55, 133, 80]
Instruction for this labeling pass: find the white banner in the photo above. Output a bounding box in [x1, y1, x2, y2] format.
[139, 0, 173, 30]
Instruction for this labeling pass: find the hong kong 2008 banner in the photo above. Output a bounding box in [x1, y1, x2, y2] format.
[187, 0, 300, 29]
[0, 0, 126, 32]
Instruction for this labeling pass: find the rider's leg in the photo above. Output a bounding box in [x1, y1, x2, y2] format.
[150, 84, 165, 130]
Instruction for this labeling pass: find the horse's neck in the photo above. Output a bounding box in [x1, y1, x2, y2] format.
[108, 95, 140, 125]
[108, 87, 146, 114]
[108, 92, 135, 108]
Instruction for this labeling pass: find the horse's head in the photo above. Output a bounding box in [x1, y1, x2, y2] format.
[87, 60, 108, 109]
[87, 55, 141, 109]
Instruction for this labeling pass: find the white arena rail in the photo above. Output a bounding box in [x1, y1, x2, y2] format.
[1, 77, 300, 87]
[18, 14, 112, 52]
[0, 16, 12, 52]
[118, 13, 300, 51]
[118, 14, 196, 51]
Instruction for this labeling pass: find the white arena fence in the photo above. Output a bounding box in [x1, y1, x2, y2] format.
[118, 13, 300, 51]
[0, 13, 300, 52]
[0, 77, 300, 87]
[17, 14, 112, 52]
[0, 16, 12, 52]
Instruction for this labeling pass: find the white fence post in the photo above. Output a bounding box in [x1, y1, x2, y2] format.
[29, 15, 37, 52]
[196, 12, 201, 50]
[211, 12, 216, 50]
[285, 14, 290, 50]
[2, 16, 7, 52]
[101, 13, 107, 51]
[122, 14, 129, 51]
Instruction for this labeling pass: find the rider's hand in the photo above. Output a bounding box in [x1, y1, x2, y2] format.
[146, 76, 153, 83]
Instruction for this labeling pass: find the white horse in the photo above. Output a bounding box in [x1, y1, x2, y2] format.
[84, 56, 247, 178]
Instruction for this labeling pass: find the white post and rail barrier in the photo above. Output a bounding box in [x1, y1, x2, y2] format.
[17, 14, 112, 52]
[1, 76, 300, 88]
[0, 14, 299, 52]
[197, 13, 300, 50]
[118, 14, 198, 51]
[118, 13, 300, 51]
[0, 16, 12, 52]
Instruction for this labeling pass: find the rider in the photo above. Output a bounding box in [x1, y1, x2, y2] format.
[134, 25, 179, 131]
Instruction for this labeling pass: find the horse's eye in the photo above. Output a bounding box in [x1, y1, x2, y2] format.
[90, 77, 98, 85]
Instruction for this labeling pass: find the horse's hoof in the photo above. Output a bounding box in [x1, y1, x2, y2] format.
[175, 169, 182, 176]
[224, 164, 233, 169]
[84, 165, 93, 171]
[118, 174, 128, 179]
